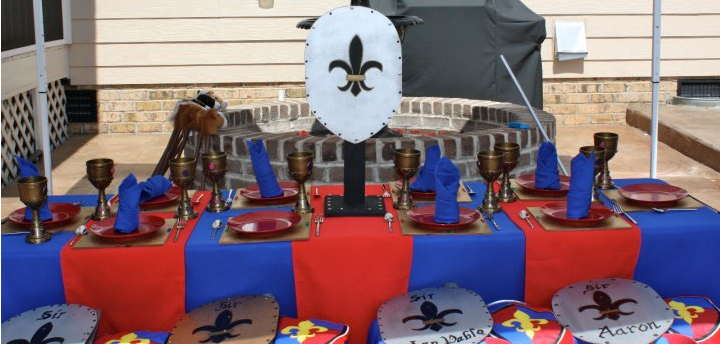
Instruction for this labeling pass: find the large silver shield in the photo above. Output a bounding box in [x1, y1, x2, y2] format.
[305, 6, 402, 143]
[1, 304, 99, 344]
[552, 278, 674, 344]
[378, 287, 493, 344]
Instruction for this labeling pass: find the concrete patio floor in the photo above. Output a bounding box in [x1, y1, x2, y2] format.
[2, 123, 719, 217]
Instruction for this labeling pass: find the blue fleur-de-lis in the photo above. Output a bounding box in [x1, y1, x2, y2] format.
[328, 35, 383, 96]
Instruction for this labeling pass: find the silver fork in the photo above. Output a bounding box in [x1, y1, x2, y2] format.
[173, 218, 187, 242]
[612, 199, 637, 224]
[380, 184, 391, 198]
[314, 214, 324, 237]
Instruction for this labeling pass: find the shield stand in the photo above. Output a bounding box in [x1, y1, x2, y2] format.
[324, 141, 386, 217]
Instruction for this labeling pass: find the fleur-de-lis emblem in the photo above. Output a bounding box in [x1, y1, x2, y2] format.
[328, 35, 383, 96]
[104, 333, 150, 344]
[280, 320, 328, 343]
[501, 309, 549, 340]
[7, 322, 65, 344]
[192, 310, 252, 343]
[669, 300, 705, 325]
[401, 301, 463, 332]
[578, 291, 637, 321]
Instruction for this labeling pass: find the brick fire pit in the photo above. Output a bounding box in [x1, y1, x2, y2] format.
[187, 97, 556, 188]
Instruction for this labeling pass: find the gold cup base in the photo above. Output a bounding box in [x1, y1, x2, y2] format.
[498, 183, 517, 203]
[25, 231, 52, 244]
[206, 201, 229, 213]
[480, 201, 502, 214]
[91, 208, 113, 221]
[597, 173, 615, 190]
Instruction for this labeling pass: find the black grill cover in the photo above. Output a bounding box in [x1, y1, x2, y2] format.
[371, 0, 546, 108]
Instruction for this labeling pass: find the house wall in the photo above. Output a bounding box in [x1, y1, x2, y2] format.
[1, 45, 70, 99]
[65, 0, 719, 132]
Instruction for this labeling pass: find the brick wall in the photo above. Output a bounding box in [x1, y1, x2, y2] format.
[543, 79, 677, 125]
[68, 78, 678, 134]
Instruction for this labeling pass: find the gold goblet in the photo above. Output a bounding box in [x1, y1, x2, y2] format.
[494, 142, 520, 203]
[169, 157, 198, 220]
[393, 148, 421, 210]
[477, 151, 505, 214]
[579, 146, 606, 203]
[594, 132, 619, 189]
[202, 151, 228, 213]
[17, 176, 52, 244]
[86, 158, 115, 220]
[287, 151, 314, 214]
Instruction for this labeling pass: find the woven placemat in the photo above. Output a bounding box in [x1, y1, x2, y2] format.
[2, 207, 95, 235]
[219, 212, 312, 244]
[73, 218, 173, 249]
[390, 183, 472, 204]
[230, 185, 310, 210]
[527, 207, 632, 231]
[397, 209, 492, 236]
[601, 189, 703, 212]
[512, 180, 567, 201]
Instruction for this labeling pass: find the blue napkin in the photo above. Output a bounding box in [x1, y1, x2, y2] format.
[434, 157, 461, 224]
[15, 155, 52, 221]
[535, 142, 561, 189]
[567, 152, 595, 219]
[140, 175, 172, 202]
[410, 145, 441, 192]
[114, 174, 141, 233]
[247, 140, 283, 198]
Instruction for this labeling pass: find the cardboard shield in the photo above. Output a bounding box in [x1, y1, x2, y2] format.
[487, 300, 574, 344]
[1, 304, 99, 344]
[552, 278, 674, 344]
[305, 6, 402, 143]
[378, 287, 493, 344]
[665, 296, 720, 343]
[168, 295, 279, 344]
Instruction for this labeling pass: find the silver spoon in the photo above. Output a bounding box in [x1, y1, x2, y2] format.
[651, 207, 698, 213]
[519, 210, 534, 229]
[211, 219, 222, 239]
[384, 213, 394, 232]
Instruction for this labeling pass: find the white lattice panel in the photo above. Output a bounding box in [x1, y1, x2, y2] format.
[1, 80, 69, 187]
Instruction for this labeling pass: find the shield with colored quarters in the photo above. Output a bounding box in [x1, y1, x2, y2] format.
[377, 287, 493, 344]
[1, 304, 99, 344]
[167, 295, 279, 344]
[665, 296, 720, 343]
[552, 278, 674, 344]
[487, 300, 575, 344]
[305, 6, 402, 144]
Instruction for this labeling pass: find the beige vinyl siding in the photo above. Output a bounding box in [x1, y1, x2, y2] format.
[69, 0, 720, 85]
[2, 45, 70, 99]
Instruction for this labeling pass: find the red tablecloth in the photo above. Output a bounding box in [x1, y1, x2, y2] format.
[292, 185, 413, 344]
[502, 200, 641, 306]
[60, 193, 210, 335]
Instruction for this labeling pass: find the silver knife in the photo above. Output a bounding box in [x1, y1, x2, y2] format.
[690, 196, 720, 215]
[485, 212, 500, 231]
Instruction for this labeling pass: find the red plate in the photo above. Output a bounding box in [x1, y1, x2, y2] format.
[406, 205, 481, 231]
[88, 214, 166, 241]
[8, 203, 82, 229]
[394, 178, 435, 198]
[139, 185, 181, 208]
[239, 181, 299, 204]
[539, 201, 614, 227]
[617, 183, 689, 206]
[516, 174, 571, 196]
[228, 211, 301, 238]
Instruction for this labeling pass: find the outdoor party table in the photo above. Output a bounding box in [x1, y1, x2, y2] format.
[1, 178, 718, 344]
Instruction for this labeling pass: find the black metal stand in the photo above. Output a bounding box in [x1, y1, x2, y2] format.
[324, 140, 386, 217]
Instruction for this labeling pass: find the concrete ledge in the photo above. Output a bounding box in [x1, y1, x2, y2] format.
[626, 104, 720, 173]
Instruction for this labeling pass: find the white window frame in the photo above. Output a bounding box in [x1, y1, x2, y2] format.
[1, 0, 72, 59]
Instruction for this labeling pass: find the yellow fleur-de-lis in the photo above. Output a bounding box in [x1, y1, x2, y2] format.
[669, 300, 705, 324]
[501, 309, 549, 340]
[281, 320, 328, 343]
[104, 333, 150, 344]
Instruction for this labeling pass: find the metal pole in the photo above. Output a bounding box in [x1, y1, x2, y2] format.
[33, 0, 53, 194]
[499, 55, 568, 175]
[650, 0, 662, 178]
